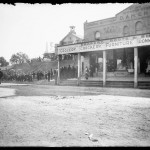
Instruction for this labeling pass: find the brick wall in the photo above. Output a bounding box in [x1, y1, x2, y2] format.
[84, 4, 150, 42]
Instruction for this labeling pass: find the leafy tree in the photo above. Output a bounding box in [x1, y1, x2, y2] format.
[10, 54, 20, 64]
[10, 52, 30, 64]
[0, 57, 9, 67]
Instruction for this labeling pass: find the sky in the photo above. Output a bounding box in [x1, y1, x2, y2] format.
[0, 3, 133, 62]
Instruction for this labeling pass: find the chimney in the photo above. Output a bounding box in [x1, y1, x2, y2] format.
[70, 26, 76, 34]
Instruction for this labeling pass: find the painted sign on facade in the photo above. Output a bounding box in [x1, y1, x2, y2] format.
[57, 34, 150, 54]
[57, 44, 81, 54]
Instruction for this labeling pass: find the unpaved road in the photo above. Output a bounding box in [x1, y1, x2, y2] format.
[0, 83, 150, 146]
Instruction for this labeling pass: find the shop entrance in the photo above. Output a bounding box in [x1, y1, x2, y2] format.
[138, 46, 150, 74]
[89, 51, 103, 77]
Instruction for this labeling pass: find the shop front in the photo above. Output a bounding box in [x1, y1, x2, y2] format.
[56, 3, 150, 88]
[57, 33, 150, 87]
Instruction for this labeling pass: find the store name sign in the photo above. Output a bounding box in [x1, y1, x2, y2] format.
[57, 34, 150, 54]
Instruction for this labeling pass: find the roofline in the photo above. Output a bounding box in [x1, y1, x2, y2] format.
[59, 32, 83, 44]
[115, 3, 134, 16]
[59, 32, 70, 43]
[85, 3, 134, 25]
[84, 16, 115, 25]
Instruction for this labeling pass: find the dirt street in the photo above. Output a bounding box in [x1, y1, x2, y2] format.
[0, 84, 150, 146]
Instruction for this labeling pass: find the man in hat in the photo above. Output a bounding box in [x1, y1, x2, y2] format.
[0, 68, 4, 84]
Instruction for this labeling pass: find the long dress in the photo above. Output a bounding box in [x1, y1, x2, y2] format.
[146, 60, 150, 73]
[85, 68, 89, 80]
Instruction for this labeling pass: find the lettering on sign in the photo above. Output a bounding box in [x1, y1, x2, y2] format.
[57, 34, 150, 54]
[104, 26, 118, 34]
[119, 9, 150, 21]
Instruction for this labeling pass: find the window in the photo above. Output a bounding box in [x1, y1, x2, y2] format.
[95, 31, 101, 40]
[123, 26, 129, 36]
[135, 21, 143, 34]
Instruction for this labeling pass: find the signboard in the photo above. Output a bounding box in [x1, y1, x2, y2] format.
[57, 34, 150, 54]
[57, 44, 81, 55]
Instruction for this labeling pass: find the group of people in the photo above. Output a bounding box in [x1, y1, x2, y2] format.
[60, 65, 77, 79]
[0, 69, 58, 83]
[60, 54, 74, 61]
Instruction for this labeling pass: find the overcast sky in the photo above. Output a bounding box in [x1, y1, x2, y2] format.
[0, 3, 132, 62]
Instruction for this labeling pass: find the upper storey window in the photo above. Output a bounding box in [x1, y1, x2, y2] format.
[135, 21, 143, 34]
[123, 26, 129, 36]
[95, 31, 101, 40]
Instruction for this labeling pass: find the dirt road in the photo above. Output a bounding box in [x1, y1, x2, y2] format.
[1, 83, 150, 97]
[0, 84, 150, 146]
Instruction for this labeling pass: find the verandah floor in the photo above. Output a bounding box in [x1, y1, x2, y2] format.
[67, 74, 150, 81]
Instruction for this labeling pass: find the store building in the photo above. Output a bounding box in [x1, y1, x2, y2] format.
[56, 3, 150, 88]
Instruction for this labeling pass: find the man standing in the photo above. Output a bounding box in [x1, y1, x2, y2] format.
[50, 69, 53, 80]
[47, 70, 50, 82]
[54, 69, 58, 85]
[85, 66, 89, 80]
[0, 69, 3, 84]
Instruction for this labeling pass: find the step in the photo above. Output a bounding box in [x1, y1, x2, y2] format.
[138, 82, 150, 85]
[106, 85, 134, 88]
[80, 82, 102, 85]
[80, 83, 102, 85]
[138, 86, 150, 89]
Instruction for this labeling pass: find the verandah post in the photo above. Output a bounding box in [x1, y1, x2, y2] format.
[103, 50, 107, 87]
[57, 55, 60, 85]
[134, 47, 138, 88]
[77, 52, 81, 86]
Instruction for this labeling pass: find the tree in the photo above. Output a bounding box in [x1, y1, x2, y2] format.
[10, 54, 20, 64]
[0, 57, 9, 67]
[10, 52, 30, 64]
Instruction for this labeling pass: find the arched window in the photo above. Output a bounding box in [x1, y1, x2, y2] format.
[135, 21, 143, 34]
[95, 31, 101, 40]
[123, 25, 129, 36]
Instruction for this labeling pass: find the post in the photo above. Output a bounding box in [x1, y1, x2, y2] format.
[134, 47, 138, 88]
[77, 53, 81, 85]
[57, 55, 60, 85]
[103, 50, 107, 87]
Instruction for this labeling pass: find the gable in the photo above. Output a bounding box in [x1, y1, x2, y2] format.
[60, 32, 83, 45]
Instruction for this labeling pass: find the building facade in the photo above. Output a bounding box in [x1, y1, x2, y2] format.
[56, 3, 150, 88]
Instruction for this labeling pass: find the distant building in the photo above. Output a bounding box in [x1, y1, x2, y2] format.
[43, 52, 57, 61]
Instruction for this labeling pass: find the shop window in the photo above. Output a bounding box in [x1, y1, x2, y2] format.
[98, 57, 103, 72]
[98, 57, 103, 63]
[116, 59, 127, 70]
[135, 21, 143, 34]
[115, 49, 127, 71]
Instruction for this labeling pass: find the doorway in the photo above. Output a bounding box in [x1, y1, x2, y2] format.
[139, 46, 150, 73]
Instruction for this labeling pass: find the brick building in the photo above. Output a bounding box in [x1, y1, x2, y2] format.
[56, 3, 150, 88]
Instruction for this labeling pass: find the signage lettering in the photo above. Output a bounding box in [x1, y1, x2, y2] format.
[119, 10, 150, 21]
[104, 26, 116, 34]
[57, 34, 150, 54]
[138, 38, 150, 44]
